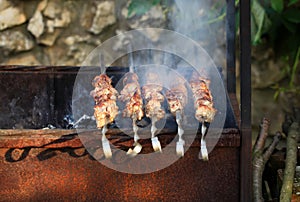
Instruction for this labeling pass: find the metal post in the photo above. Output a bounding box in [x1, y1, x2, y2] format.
[226, 0, 236, 94]
[240, 0, 252, 201]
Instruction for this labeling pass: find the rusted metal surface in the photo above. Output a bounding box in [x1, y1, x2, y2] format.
[0, 130, 81, 148]
[0, 64, 242, 201]
[0, 127, 240, 201]
[0, 129, 240, 149]
[0, 146, 239, 201]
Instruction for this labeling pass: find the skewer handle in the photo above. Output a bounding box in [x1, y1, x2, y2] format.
[102, 125, 112, 159]
[151, 136, 162, 152]
[133, 120, 140, 142]
[176, 141, 184, 157]
[127, 142, 142, 157]
[199, 124, 209, 161]
[127, 119, 142, 157]
[199, 138, 209, 161]
[150, 117, 162, 152]
[176, 110, 185, 157]
[102, 138, 112, 159]
[150, 117, 157, 138]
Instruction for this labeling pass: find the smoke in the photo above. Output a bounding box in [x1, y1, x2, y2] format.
[169, 0, 204, 39]
[168, 0, 226, 68]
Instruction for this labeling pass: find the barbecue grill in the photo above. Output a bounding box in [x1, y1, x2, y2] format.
[0, 0, 251, 201]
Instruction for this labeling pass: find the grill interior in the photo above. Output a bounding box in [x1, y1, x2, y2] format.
[0, 65, 237, 130]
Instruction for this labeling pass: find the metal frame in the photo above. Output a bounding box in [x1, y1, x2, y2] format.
[226, 0, 251, 201]
[239, 0, 252, 201]
[226, 0, 236, 94]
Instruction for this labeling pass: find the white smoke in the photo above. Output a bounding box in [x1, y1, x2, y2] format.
[168, 0, 226, 68]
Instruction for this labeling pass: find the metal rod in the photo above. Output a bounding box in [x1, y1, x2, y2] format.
[151, 116, 162, 152]
[239, 0, 252, 201]
[102, 124, 112, 158]
[127, 116, 142, 157]
[99, 53, 106, 74]
[226, 0, 236, 93]
[176, 110, 185, 156]
[127, 43, 134, 73]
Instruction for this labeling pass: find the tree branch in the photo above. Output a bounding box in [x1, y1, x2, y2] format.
[280, 123, 300, 202]
[253, 118, 270, 154]
[263, 132, 282, 162]
[253, 118, 281, 202]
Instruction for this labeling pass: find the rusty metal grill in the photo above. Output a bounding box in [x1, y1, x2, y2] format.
[0, 0, 251, 201]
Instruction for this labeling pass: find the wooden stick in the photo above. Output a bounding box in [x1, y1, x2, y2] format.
[280, 123, 300, 202]
[252, 118, 282, 202]
[253, 118, 270, 154]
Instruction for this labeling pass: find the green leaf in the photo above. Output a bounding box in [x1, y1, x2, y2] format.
[274, 90, 280, 100]
[283, 8, 300, 23]
[263, 13, 272, 33]
[128, 0, 160, 17]
[251, 0, 271, 44]
[289, 46, 300, 87]
[288, 0, 299, 6]
[271, 0, 284, 13]
[282, 19, 297, 33]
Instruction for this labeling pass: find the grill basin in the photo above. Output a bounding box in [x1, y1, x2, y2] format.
[0, 65, 240, 201]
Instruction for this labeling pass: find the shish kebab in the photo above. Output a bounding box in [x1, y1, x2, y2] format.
[142, 72, 165, 152]
[190, 72, 216, 161]
[90, 72, 119, 159]
[166, 78, 187, 157]
[119, 66, 144, 156]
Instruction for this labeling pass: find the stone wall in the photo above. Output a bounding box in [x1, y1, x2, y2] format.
[0, 0, 229, 66]
[0, 0, 167, 66]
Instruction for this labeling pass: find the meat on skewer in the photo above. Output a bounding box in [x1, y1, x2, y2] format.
[166, 79, 187, 157]
[119, 72, 144, 156]
[90, 74, 119, 158]
[190, 72, 216, 160]
[142, 72, 165, 152]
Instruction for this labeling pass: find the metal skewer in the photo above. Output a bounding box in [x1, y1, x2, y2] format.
[99, 53, 106, 74]
[99, 53, 115, 159]
[151, 116, 162, 152]
[125, 43, 143, 157]
[176, 110, 185, 157]
[199, 123, 208, 161]
[127, 116, 142, 156]
[101, 121, 112, 158]
[99, 54, 112, 158]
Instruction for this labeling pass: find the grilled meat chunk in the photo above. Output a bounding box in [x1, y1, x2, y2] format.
[190, 73, 216, 123]
[119, 72, 144, 120]
[142, 72, 165, 120]
[91, 74, 119, 128]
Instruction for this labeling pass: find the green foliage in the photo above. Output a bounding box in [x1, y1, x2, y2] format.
[271, 0, 284, 13]
[283, 8, 300, 23]
[127, 0, 161, 17]
[251, 0, 272, 45]
[126, 0, 300, 97]
[251, 0, 300, 98]
[288, 0, 299, 6]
